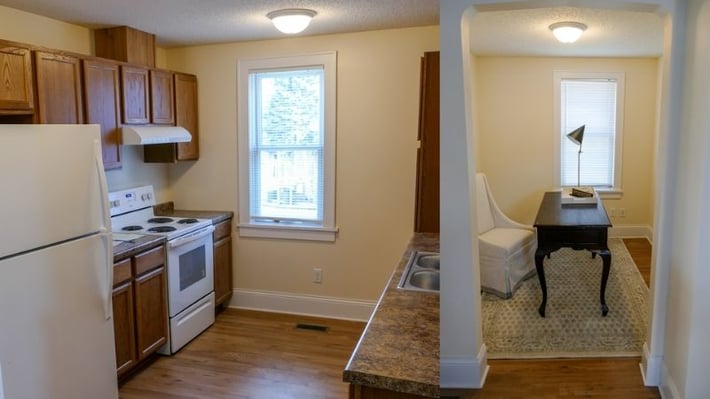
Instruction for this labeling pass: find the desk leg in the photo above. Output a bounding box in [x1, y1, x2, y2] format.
[534, 249, 548, 317]
[599, 249, 612, 316]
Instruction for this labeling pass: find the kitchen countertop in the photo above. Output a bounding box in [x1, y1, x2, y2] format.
[113, 234, 166, 262]
[154, 202, 234, 225]
[343, 232, 439, 398]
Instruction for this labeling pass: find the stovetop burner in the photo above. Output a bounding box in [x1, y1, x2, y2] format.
[148, 217, 174, 224]
[148, 226, 177, 233]
[109, 186, 212, 240]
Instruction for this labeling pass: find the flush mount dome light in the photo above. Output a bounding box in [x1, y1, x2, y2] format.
[267, 9, 317, 34]
[549, 21, 587, 43]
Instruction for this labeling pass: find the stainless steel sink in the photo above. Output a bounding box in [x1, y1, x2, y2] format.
[398, 251, 440, 293]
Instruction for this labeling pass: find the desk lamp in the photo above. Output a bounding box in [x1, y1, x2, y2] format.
[566, 125, 586, 187]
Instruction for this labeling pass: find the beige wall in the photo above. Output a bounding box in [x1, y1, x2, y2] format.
[164, 26, 439, 301]
[0, 5, 90, 53]
[474, 56, 658, 228]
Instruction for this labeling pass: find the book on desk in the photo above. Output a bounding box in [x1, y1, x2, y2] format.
[560, 186, 598, 205]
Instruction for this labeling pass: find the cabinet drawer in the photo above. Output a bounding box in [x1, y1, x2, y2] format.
[213, 219, 232, 241]
[134, 245, 165, 276]
[113, 258, 132, 286]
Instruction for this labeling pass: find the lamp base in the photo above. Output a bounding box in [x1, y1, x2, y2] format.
[561, 186, 598, 205]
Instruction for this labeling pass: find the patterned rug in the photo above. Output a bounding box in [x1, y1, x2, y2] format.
[482, 238, 648, 359]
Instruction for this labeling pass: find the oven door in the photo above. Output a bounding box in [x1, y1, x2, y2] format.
[166, 225, 215, 318]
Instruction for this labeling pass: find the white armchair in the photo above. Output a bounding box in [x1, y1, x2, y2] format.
[475, 173, 536, 299]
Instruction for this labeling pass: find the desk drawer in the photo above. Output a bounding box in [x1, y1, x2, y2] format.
[537, 228, 607, 248]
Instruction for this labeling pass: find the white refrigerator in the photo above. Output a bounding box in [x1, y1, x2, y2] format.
[0, 125, 119, 398]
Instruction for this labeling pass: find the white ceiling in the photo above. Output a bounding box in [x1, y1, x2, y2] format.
[0, 1, 664, 57]
[469, 7, 664, 57]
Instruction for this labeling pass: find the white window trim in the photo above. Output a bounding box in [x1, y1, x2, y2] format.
[237, 52, 338, 241]
[553, 71, 625, 199]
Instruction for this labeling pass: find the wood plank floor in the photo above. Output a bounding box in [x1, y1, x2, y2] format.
[119, 309, 365, 399]
[623, 237, 653, 287]
[120, 238, 657, 399]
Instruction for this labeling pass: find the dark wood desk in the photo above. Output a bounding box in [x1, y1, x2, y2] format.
[533, 192, 612, 317]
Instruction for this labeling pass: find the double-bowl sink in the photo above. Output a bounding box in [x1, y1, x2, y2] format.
[397, 251, 440, 293]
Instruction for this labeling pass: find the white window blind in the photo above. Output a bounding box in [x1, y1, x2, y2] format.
[249, 68, 324, 224]
[560, 78, 619, 188]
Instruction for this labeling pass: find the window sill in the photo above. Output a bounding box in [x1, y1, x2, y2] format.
[238, 223, 338, 242]
[596, 188, 623, 199]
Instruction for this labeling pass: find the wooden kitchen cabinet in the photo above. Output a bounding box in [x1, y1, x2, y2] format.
[134, 264, 168, 359]
[120, 65, 150, 124]
[112, 258, 136, 376]
[350, 385, 430, 399]
[413, 51, 439, 233]
[112, 244, 168, 378]
[149, 69, 175, 125]
[213, 218, 233, 308]
[0, 41, 34, 115]
[94, 25, 155, 68]
[34, 50, 83, 124]
[83, 59, 122, 170]
[144, 73, 199, 162]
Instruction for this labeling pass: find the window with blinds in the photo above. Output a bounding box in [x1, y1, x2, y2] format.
[237, 52, 337, 241]
[555, 72, 625, 193]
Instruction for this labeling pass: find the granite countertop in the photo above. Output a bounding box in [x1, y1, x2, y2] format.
[112, 234, 166, 262]
[343, 232, 439, 398]
[154, 202, 234, 225]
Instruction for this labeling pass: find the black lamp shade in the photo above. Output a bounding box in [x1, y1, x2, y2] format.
[566, 125, 585, 146]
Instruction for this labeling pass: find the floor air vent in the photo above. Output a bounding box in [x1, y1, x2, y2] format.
[295, 323, 329, 332]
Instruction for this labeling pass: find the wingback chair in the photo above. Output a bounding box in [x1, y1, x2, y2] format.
[476, 173, 537, 298]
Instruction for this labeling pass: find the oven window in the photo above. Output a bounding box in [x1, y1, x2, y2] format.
[179, 246, 206, 291]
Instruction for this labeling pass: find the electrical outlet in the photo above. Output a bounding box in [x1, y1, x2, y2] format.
[619, 208, 626, 217]
[313, 268, 323, 284]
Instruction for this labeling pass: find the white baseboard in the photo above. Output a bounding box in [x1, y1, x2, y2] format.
[659, 362, 681, 399]
[440, 344, 490, 389]
[227, 289, 376, 322]
[609, 224, 653, 241]
[641, 342, 662, 386]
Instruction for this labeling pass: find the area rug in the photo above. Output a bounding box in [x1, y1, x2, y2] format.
[482, 238, 648, 359]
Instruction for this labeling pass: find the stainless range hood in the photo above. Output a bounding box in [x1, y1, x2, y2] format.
[121, 126, 192, 145]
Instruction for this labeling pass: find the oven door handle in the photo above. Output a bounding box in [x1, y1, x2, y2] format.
[169, 226, 215, 248]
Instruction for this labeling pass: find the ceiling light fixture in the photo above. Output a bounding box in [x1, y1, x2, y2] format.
[549, 21, 587, 43]
[267, 9, 317, 34]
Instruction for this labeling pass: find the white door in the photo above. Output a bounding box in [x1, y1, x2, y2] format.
[0, 124, 109, 259]
[0, 234, 118, 399]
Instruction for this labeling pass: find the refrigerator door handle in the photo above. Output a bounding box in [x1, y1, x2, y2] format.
[100, 232, 113, 320]
[94, 139, 111, 233]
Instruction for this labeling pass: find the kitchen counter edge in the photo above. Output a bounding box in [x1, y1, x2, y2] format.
[343, 232, 440, 398]
[113, 234, 166, 262]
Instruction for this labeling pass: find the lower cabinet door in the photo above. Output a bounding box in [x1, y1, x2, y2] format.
[112, 281, 137, 376]
[134, 266, 168, 360]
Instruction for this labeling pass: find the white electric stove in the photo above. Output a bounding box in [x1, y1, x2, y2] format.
[109, 185, 215, 355]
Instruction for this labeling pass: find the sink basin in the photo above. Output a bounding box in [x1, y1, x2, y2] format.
[409, 270, 440, 290]
[398, 251, 440, 293]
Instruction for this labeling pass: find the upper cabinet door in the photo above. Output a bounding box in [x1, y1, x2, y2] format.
[34, 51, 83, 124]
[174, 73, 199, 160]
[0, 43, 34, 114]
[121, 66, 149, 124]
[83, 59, 122, 170]
[150, 69, 174, 125]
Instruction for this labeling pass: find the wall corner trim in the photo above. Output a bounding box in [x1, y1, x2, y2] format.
[440, 344, 490, 389]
